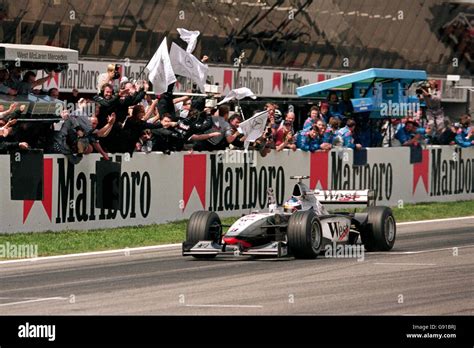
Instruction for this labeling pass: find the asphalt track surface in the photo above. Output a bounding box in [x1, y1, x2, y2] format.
[0, 217, 473, 315]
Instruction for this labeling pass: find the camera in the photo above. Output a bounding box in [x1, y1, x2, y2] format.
[415, 81, 431, 96]
[265, 127, 272, 138]
[112, 64, 121, 80]
[204, 83, 220, 108]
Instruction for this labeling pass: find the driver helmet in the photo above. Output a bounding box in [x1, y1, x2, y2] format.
[283, 197, 302, 213]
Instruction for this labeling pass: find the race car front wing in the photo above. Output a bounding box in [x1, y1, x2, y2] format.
[182, 240, 289, 258]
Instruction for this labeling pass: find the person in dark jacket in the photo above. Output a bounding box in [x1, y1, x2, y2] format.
[122, 104, 162, 154]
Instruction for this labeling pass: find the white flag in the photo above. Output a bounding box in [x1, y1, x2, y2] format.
[146, 38, 176, 95]
[238, 110, 269, 147]
[170, 42, 208, 92]
[177, 28, 200, 54]
[218, 87, 256, 105]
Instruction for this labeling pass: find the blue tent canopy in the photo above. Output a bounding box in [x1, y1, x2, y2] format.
[296, 68, 428, 98]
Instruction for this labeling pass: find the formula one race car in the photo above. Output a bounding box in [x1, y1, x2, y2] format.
[182, 176, 396, 259]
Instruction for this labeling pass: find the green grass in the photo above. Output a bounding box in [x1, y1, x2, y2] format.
[0, 201, 473, 259]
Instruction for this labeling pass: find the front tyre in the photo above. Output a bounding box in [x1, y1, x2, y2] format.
[186, 211, 222, 259]
[287, 211, 323, 259]
[360, 206, 396, 251]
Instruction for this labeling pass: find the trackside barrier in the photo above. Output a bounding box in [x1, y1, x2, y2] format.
[0, 145, 473, 234]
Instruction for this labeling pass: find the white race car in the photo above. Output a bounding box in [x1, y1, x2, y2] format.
[182, 176, 396, 259]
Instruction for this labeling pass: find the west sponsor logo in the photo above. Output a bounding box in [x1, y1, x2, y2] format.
[321, 191, 361, 202]
[208, 153, 285, 211]
[327, 221, 350, 240]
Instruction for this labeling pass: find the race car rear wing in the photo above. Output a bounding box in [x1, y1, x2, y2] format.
[312, 190, 375, 209]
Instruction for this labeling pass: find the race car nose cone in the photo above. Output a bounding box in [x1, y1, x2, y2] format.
[223, 237, 252, 248]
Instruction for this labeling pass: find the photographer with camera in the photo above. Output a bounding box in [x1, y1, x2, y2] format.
[275, 112, 297, 152]
[97, 64, 121, 93]
[417, 79, 445, 133]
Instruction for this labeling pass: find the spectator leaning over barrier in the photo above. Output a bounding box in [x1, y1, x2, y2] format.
[0, 118, 29, 153]
[454, 114, 474, 148]
[175, 97, 192, 119]
[16, 70, 55, 95]
[93, 84, 120, 128]
[276, 128, 296, 152]
[151, 113, 180, 153]
[296, 124, 321, 152]
[315, 120, 332, 151]
[382, 118, 402, 147]
[228, 113, 246, 149]
[136, 129, 153, 153]
[81, 114, 115, 160]
[275, 112, 296, 151]
[112, 80, 148, 125]
[437, 120, 457, 145]
[0, 102, 17, 122]
[324, 117, 341, 145]
[335, 119, 362, 150]
[302, 106, 320, 132]
[418, 123, 437, 145]
[0, 118, 17, 138]
[191, 105, 235, 151]
[47, 87, 59, 100]
[122, 104, 163, 154]
[0, 67, 17, 96]
[265, 103, 280, 138]
[395, 119, 421, 147]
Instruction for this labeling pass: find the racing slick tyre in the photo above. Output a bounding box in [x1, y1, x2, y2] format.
[360, 206, 396, 252]
[287, 210, 323, 259]
[186, 211, 222, 259]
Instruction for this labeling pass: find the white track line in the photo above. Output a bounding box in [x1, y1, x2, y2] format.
[369, 244, 474, 255]
[185, 304, 263, 308]
[0, 243, 181, 265]
[397, 215, 474, 225]
[1, 215, 473, 265]
[0, 297, 69, 307]
[374, 262, 436, 266]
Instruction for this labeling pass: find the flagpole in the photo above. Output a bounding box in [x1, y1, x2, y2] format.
[146, 91, 207, 97]
[235, 51, 245, 119]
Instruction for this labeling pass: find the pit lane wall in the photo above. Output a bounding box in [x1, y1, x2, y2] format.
[0, 145, 473, 234]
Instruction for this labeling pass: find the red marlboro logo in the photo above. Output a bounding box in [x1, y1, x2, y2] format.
[183, 154, 207, 209]
[310, 152, 329, 190]
[47, 73, 60, 88]
[413, 149, 429, 194]
[23, 158, 53, 223]
[223, 70, 232, 93]
[272, 72, 281, 93]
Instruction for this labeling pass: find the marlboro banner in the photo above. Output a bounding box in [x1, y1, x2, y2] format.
[1, 145, 474, 234]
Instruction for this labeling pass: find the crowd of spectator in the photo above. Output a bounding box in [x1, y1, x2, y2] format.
[1, 65, 473, 162]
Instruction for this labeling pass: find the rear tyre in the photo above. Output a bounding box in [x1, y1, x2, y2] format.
[186, 211, 222, 259]
[360, 206, 396, 252]
[287, 211, 323, 259]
